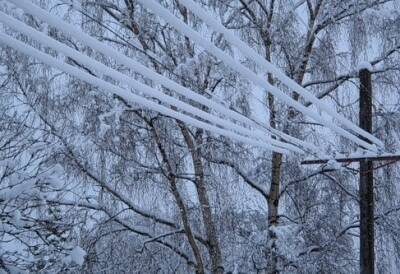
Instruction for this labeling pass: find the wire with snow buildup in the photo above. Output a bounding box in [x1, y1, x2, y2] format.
[174, 0, 384, 149]
[3, 0, 324, 155]
[131, 0, 381, 152]
[0, 32, 296, 154]
[0, 11, 305, 153]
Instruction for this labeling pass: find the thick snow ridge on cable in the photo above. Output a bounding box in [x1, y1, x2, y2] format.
[6, 0, 314, 152]
[130, 0, 376, 152]
[0, 33, 293, 154]
[0, 12, 303, 153]
[177, 0, 383, 148]
[132, 0, 378, 152]
[5, 0, 319, 153]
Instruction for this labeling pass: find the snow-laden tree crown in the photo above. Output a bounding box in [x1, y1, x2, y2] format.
[0, 0, 400, 273]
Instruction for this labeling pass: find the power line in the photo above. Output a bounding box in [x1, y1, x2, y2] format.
[0, 11, 304, 153]
[136, 0, 383, 152]
[5, 0, 323, 155]
[0, 32, 294, 154]
[69, 1, 323, 154]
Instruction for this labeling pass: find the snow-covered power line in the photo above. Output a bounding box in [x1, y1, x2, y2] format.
[176, 0, 384, 149]
[3, 0, 320, 154]
[0, 11, 303, 154]
[0, 33, 293, 154]
[133, 0, 380, 152]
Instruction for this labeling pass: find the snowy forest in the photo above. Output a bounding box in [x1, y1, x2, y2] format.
[1, 0, 400, 273]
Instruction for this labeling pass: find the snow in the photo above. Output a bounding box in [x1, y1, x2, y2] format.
[0, 0, 22, 17]
[347, 150, 399, 159]
[6, 0, 386, 154]
[46, 164, 65, 190]
[70, 246, 86, 266]
[98, 112, 112, 138]
[2, 1, 313, 153]
[205, 3, 381, 146]
[4, 265, 26, 274]
[269, 224, 302, 263]
[354, 147, 369, 157]
[302, 151, 400, 165]
[138, 0, 383, 150]
[0, 180, 35, 201]
[64, 246, 86, 266]
[326, 159, 342, 170]
[358, 61, 374, 72]
[0, 33, 295, 154]
[0, 13, 302, 154]
[12, 210, 24, 228]
[70, 0, 82, 11]
[364, 7, 400, 20]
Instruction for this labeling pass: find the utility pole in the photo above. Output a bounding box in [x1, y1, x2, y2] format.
[359, 68, 374, 274]
[301, 67, 400, 273]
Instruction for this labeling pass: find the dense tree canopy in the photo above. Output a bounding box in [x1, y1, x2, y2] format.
[1, 0, 400, 273]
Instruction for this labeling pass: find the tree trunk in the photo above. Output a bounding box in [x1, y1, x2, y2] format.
[152, 123, 205, 274]
[267, 151, 283, 274]
[265, 25, 314, 272]
[179, 124, 224, 274]
[169, 176, 206, 274]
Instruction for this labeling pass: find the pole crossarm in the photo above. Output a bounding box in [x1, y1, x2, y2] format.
[301, 153, 400, 165]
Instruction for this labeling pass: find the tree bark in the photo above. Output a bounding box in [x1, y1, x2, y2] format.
[152, 122, 205, 274]
[259, 3, 283, 272]
[179, 123, 224, 274]
[267, 151, 282, 274]
[266, 63, 282, 274]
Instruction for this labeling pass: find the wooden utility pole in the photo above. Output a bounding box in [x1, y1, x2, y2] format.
[359, 68, 374, 274]
[300, 68, 400, 274]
